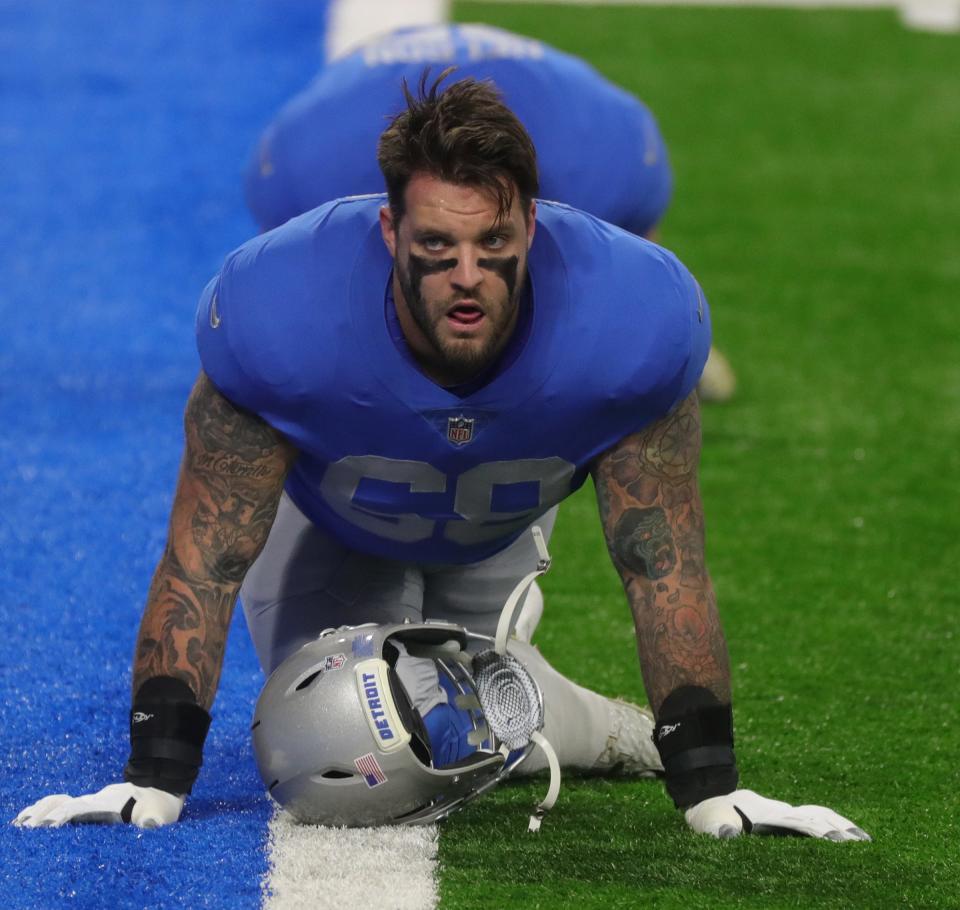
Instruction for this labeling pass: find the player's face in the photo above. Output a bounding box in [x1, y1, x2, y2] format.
[380, 173, 536, 387]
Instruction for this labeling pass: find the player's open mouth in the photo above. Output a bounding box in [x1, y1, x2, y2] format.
[447, 303, 485, 327]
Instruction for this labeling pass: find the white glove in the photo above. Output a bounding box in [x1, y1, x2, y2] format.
[685, 789, 870, 841]
[13, 783, 185, 829]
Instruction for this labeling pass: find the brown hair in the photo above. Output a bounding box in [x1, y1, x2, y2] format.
[377, 68, 539, 224]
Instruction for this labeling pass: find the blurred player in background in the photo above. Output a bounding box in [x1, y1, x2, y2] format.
[245, 22, 736, 402]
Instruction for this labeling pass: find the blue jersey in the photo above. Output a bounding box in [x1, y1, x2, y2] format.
[245, 24, 671, 236]
[196, 196, 709, 566]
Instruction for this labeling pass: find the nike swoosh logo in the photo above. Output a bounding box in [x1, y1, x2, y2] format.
[210, 291, 221, 328]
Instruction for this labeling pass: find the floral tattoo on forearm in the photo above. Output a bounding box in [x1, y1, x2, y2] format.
[593, 392, 731, 714]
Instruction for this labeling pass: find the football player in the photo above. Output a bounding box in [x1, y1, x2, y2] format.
[244, 23, 735, 401]
[16, 75, 865, 842]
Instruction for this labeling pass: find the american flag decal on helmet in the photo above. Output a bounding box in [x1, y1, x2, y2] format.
[447, 415, 475, 446]
[355, 752, 387, 788]
[323, 653, 346, 671]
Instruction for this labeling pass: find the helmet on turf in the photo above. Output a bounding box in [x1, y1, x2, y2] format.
[251, 620, 538, 827]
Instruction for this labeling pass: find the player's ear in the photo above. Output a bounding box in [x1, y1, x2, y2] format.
[526, 199, 536, 248]
[380, 205, 398, 257]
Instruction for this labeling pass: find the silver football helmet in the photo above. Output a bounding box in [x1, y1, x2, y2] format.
[251, 620, 544, 827]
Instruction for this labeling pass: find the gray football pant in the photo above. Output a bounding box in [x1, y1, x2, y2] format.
[241, 492, 620, 772]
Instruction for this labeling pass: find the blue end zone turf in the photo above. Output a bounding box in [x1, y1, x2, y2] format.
[0, 3, 326, 906]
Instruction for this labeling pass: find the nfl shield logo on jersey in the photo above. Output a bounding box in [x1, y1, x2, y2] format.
[447, 415, 475, 446]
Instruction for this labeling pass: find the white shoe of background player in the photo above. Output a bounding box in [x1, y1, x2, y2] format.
[697, 345, 737, 403]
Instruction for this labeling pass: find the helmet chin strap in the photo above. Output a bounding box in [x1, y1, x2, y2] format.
[494, 524, 552, 653]
[526, 730, 561, 833]
[491, 525, 561, 832]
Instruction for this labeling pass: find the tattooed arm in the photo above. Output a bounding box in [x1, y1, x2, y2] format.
[133, 372, 298, 709]
[591, 393, 873, 840]
[10, 374, 297, 827]
[591, 391, 731, 717]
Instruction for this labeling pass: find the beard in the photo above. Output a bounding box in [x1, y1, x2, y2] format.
[396, 253, 524, 386]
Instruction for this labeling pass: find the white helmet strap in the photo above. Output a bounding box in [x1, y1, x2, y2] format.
[490, 524, 561, 832]
[494, 524, 552, 654]
[527, 731, 561, 832]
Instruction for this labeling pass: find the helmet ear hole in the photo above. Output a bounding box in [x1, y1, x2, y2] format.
[294, 670, 323, 691]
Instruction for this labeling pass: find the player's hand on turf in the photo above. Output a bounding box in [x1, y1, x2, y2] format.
[685, 789, 870, 841]
[13, 783, 185, 829]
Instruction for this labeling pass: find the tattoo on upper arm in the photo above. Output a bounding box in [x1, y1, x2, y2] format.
[595, 394, 701, 575]
[185, 379, 283, 465]
[182, 374, 294, 583]
[593, 392, 730, 710]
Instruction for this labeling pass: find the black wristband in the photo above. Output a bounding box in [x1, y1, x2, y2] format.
[654, 685, 739, 809]
[123, 676, 211, 796]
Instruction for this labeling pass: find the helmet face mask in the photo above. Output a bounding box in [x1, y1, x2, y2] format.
[252, 622, 515, 827]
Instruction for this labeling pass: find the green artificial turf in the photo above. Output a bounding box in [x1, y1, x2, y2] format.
[441, 5, 960, 908]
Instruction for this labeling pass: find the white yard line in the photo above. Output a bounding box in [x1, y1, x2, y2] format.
[262, 3, 450, 906]
[326, 0, 451, 60]
[263, 809, 440, 910]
